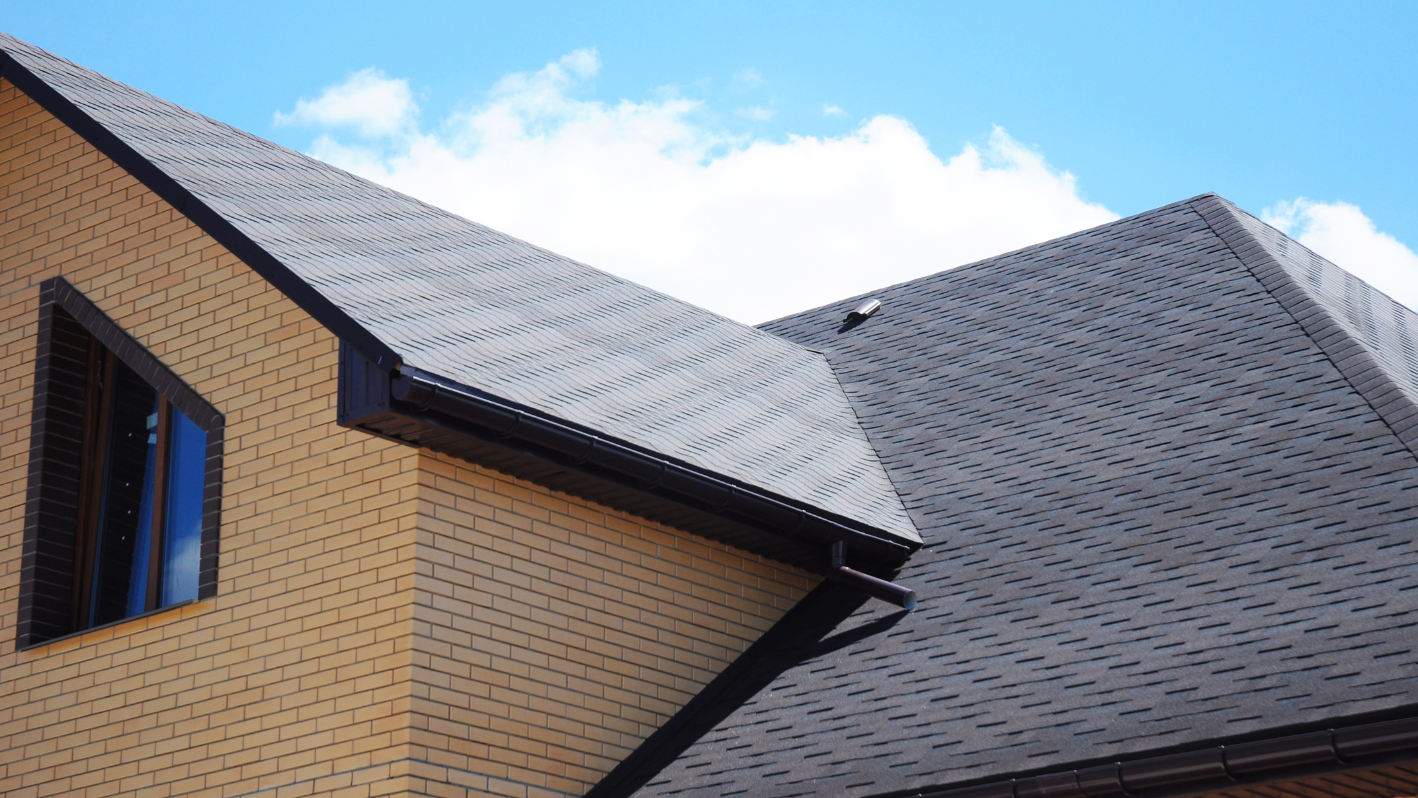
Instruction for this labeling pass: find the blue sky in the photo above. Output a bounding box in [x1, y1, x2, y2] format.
[7, 1, 1417, 321]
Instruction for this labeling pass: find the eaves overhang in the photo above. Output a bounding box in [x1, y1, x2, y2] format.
[1, 32, 922, 575]
[337, 344, 918, 574]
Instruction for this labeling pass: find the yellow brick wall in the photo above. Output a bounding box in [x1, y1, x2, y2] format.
[0, 79, 423, 798]
[408, 454, 814, 798]
[0, 79, 818, 798]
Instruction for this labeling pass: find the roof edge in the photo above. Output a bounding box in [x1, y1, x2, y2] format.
[0, 49, 403, 373]
[758, 194, 1218, 331]
[588, 572, 1418, 798]
[1190, 194, 1418, 462]
[887, 714, 1418, 798]
[341, 355, 920, 563]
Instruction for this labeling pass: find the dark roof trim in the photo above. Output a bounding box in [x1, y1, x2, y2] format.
[897, 715, 1418, 798]
[47, 277, 222, 431]
[1190, 194, 1418, 462]
[0, 51, 403, 374]
[390, 366, 918, 566]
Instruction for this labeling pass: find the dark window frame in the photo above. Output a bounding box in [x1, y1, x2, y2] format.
[17, 277, 224, 648]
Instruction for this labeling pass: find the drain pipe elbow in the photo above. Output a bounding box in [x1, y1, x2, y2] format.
[829, 566, 917, 610]
[830, 541, 917, 610]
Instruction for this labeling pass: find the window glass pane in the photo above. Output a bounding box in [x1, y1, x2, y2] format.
[161, 409, 205, 606]
[90, 361, 158, 626]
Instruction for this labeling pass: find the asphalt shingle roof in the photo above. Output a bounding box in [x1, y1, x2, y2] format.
[619, 196, 1418, 798]
[0, 32, 917, 544]
[10, 31, 1418, 798]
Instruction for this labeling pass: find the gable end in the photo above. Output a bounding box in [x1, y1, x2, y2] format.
[0, 52, 401, 374]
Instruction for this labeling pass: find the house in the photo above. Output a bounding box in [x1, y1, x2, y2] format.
[1, 30, 1416, 798]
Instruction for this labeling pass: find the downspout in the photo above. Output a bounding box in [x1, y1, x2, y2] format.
[829, 541, 917, 609]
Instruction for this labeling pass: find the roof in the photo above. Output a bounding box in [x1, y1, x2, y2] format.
[604, 195, 1418, 798]
[0, 32, 917, 546]
[10, 30, 1418, 798]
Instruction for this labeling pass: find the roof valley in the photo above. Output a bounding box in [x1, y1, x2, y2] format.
[630, 195, 1418, 797]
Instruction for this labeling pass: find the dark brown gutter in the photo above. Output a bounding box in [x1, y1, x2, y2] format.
[390, 367, 918, 571]
[902, 716, 1418, 798]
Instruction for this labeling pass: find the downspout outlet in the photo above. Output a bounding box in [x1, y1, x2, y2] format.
[829, 541, 917, 610]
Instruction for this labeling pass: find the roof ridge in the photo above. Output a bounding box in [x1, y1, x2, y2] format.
[1190, 194, 1418, 462]
[758, 193, 1222, 330]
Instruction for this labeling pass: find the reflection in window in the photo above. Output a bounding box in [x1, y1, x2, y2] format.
[19, 288, 221, 648]
[78, 350, 207, 629]
[162, 410, 206, 606]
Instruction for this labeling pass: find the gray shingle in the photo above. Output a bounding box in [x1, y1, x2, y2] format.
[621, 197, 1418, 798]
[0, 32, 917, 544]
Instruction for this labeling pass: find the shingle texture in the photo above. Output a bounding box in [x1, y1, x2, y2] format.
[1197, 197, 1418, 456]
[0, 32, 918, 543]
[626, 197, 1418, 798]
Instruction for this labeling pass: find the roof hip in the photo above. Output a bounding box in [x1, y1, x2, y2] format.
[1190, 193, 1418, 463]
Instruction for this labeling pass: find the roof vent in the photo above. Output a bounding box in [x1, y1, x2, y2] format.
[846, 298, 881, 322]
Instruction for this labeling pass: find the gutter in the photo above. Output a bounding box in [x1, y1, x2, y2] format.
[900, 716, 1418, 798]
[390, 367, 919, 576]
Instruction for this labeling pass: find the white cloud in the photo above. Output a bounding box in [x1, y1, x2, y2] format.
[823, 104, 846, 117]
[291, 53, 1119, 323]
[734, 67, 765, 86]
[736, 105, 776, 121]
[274, 67, 417, 138]
[1263, 199, 1418, 313]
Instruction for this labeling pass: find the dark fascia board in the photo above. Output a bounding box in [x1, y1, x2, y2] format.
[338, 344, 918, 571]
[0, 50, 403, 374]
[889, 714, 1418, 798]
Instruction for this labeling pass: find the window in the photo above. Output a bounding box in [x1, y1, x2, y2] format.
[19, 278, 223, 647]
[76, 348, 208, 625]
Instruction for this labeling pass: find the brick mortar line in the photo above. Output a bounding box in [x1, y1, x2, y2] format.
[413, 546, 794, 605]
[418, 466, 810, 589]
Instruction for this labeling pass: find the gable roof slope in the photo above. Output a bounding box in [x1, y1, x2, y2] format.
[0, 31, 917, 545]
[606, 196, 1418, 798]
